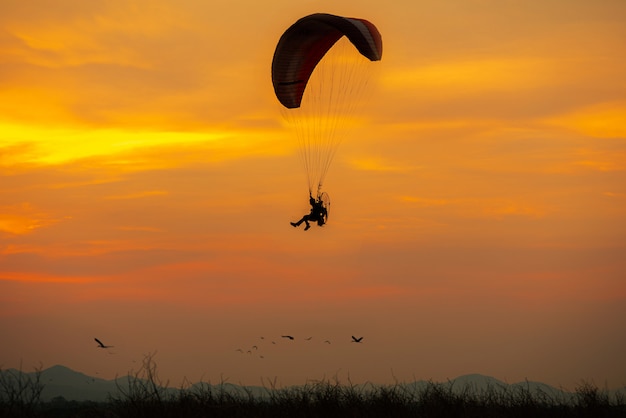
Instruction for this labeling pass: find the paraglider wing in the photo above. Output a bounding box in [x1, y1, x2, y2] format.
[272, 13, 383, 109]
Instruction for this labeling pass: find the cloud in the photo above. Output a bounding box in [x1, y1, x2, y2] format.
[0, 121, 286, 169]
[0, 271, 91, 284]
[0, 203, 60, 235]
[400, 195, 551, 220]
[383, 57, 557, 95]
[348, 157, 418, 173]
[544, 102, 626, 139]
[479, 202, 550, 220]
[104, 190, 168, 200]
[0, 1, 278, 131]
[115, 226, 162, 232]
[400, 196, 449, 207]
[574, 160, 625, 172]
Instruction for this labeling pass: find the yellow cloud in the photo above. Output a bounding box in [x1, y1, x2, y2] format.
[105, 190, 169, 200]
[481, 203, 549, 220]
[400, 196, 450, 206]
[574, 159, 624, 172]
[3, 1, 185, 69]
[544, 102, 626, 138]
[382, 56, 556, 94]
[0, 203, 58, 235]
[0, 215, 42, 235]
[349, 157, 418, 172]
[401, 195, 550, 220]
[1, 121, 285, 169]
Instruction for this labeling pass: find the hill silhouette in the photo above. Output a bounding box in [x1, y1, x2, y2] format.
[4, 364, 624, 403]
[2, 364, 626, 417]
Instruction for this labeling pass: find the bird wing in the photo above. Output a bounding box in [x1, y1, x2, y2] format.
[95, 338, 104, 347]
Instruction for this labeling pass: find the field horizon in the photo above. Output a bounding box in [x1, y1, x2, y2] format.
[2, 360, 625, 417]
[3, 363, 625, 403]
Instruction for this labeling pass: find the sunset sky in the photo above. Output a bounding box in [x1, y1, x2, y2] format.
[1, 0, 625, 390]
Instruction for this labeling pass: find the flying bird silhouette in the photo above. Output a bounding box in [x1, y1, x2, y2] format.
[94, 338, 113, 348]
[324, 340, 331, 344]
[305, 337, 313, 341]
[351, 336, 363, 343]
[281, 335, 294, 340]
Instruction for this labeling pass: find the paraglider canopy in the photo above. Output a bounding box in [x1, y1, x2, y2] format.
[272, 13, 383, 109]
[273, 12, 383, 199]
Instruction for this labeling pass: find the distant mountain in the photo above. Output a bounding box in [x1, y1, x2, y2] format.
[443, 373, 508, 391]
[425, 374, 577, 403]
[1, 366, 624, 404]
[1, 365, 267, 402]
[33, 365, 118, 402]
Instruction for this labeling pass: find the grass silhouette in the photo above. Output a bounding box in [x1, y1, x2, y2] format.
[2, 355, 625, 417]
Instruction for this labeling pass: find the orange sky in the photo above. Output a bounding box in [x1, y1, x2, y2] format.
[1, 0, 625, 390]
